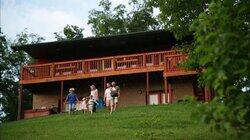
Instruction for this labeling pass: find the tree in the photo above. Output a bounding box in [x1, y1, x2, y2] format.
[54, 24, 84, 41]
[188, 0, 250, 135]
[126, 0, 159, 32]
[0, 28, 44, 122]
[0, 29, 14, 122]
[88, 0, 160, 36]
[151, 0, 211, 39]
[152, 0, 250, 136]
[88, 0, 127, 36]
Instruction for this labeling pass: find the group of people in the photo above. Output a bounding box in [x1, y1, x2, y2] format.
[64, 81, 120, 115]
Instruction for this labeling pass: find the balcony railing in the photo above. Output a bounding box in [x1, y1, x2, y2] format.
[21, 50, 196, 83]
[164, 53, 197, 77]
[21, 50, 180, 81]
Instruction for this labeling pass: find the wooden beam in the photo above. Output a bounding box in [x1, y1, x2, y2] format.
[20, 67, 164, 85]
[17, 85, 23, 120]
[164, 71, 197, 77]
[60, 81, 64, 113]
[146, 72, 149, 105]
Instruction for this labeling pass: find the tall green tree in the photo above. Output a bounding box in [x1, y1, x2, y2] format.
[54, 24, 84, 41]
[88, 0, 127, 36]
[127, 0, 159, 32]
[0, 29, 14, 122]
[151, 0, 211, 39]
[152, 0, 250, 135]
[88, 0, 160, 36]
[0, 28, 44, 122]
[188, 0, 250, 135]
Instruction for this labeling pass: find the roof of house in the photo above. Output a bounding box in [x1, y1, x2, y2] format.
[12, 30, 189, 61]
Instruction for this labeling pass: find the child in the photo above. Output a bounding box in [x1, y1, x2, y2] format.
[81, 97, 88, 114]
[88, 95, 98, 114]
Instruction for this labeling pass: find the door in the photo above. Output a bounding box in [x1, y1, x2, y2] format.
[148, 90, 166, 105]
[149, 94, 159, 105]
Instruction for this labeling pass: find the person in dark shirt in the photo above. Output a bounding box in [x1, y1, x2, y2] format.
[111, 82, 120, 111]
[65, 88, 78, 114]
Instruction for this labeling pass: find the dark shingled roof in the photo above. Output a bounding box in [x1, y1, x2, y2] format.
[12, 30, 189, 61]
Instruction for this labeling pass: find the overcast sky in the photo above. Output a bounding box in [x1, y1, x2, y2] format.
[1, 0, 130, 42]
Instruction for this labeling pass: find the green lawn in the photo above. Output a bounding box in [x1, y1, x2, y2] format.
[0, 103, 227, 140]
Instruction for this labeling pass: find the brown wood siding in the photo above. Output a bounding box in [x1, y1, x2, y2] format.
[31, 73, 195, 110]
[170, 77, 194, 102]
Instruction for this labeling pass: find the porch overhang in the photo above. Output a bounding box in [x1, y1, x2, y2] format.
[12, 30, 192, 61]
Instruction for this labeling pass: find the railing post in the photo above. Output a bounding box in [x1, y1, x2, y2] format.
[152, 54, 155, 65]
[112, 57, 116, 70]
[143, 54, 146, 67]
[82, 60, 85, 73]
[83, 61, 87, 74]
[102, 60, 105, 71]
[51, 63, 55, 77]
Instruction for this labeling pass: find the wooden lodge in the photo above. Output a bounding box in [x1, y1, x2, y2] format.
[14, 30, 213, 119]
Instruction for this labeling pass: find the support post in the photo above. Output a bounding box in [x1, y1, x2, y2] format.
[164, 77, 168, 104]
[208, 88, 211, 101]
[103, 76, 107, 96]
[146, 72, 149, 105]
[204, 87, 210, 102]
[169, 82, 173, 103]
[17, 85, 23, 120]
[60, 81, 64, 113]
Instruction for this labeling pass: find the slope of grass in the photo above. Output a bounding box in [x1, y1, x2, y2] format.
[0, 103, 227, 140]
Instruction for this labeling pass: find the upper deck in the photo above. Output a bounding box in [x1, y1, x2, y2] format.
[20, 50, 197, 84]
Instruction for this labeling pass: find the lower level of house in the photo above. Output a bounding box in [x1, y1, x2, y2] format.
[21, 71, 214, 119]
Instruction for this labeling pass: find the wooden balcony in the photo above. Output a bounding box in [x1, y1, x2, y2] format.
[163, 53, 197, 77]
[20, 50, 196, 84]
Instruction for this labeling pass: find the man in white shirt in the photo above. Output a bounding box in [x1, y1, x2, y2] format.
[104, 83, 113, 114]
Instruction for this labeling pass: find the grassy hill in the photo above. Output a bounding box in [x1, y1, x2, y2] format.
[0, 103, 227, 140]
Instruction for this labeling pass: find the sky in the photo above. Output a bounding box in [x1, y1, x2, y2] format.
[0, 0, 130, 42]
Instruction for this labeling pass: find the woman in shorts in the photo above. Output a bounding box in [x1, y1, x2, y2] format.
[111, 82, 120, 111]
